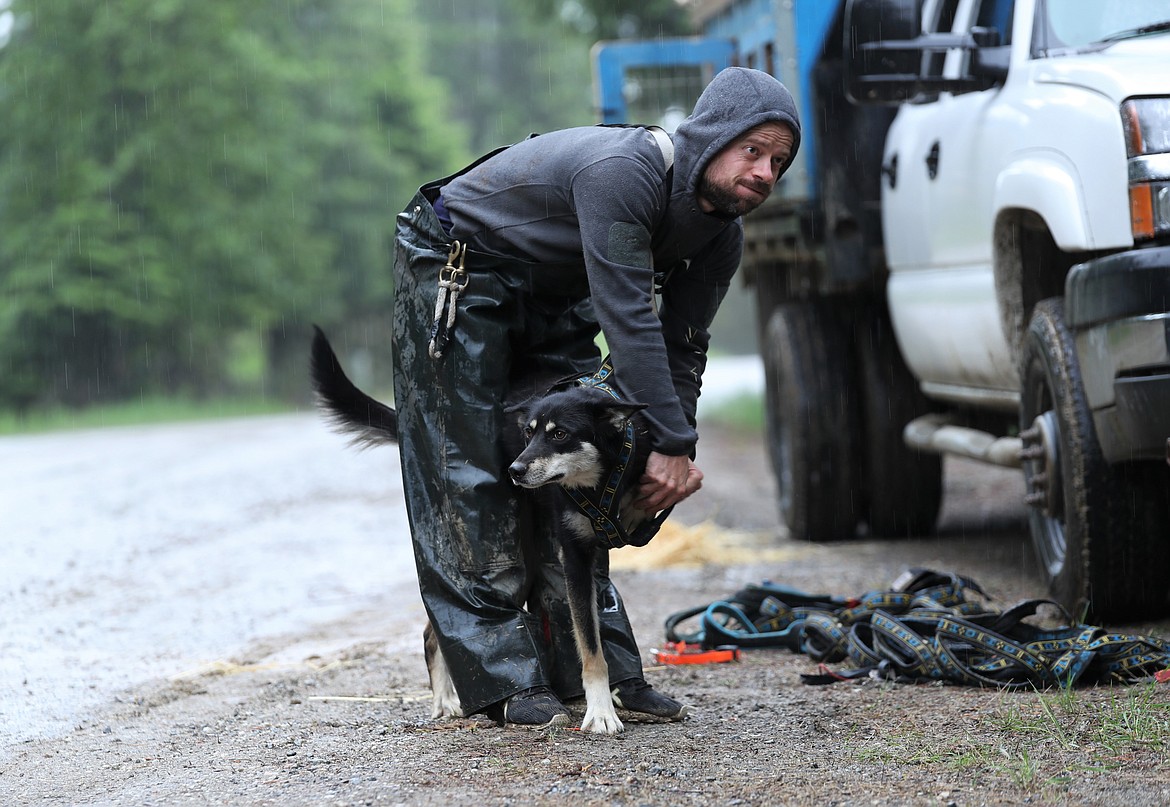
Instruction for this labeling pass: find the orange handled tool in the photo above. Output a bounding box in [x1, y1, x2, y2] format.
[652, 641, 740, 665]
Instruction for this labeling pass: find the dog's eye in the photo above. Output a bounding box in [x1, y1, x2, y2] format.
[551, 429, 569, 441]
[522, 426, 534, 441]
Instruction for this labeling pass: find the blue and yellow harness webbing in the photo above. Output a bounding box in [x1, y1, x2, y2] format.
[663, 569, 1170, 688]
[561, 356, 671, 550]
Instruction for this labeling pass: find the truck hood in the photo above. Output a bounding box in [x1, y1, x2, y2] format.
[1034, 34, 1170, 101]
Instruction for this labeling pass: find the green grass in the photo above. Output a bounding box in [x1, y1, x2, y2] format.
[992, 683, 1170, 754]
[852, 683, 1170, 791]
[699, 390, 764, 433]
[0, 395, 296, 436]
[1, 388, 768, 437]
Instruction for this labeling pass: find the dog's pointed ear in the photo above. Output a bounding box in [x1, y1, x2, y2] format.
[597, 399, 646, 430]
[504, 401, 529, 430]
[505, 390, 542, 416]
[504, 394, 540, 431]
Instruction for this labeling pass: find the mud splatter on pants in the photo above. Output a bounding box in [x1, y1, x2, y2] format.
[391, 185, 644, 716]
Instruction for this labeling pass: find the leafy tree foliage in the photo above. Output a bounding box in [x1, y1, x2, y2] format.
[0, 0, 465, 409]
[0, 0, 688, 413]
[423, 0, 591, 155]
[529, 0, 692, 41]
[424, 0, 689, 155]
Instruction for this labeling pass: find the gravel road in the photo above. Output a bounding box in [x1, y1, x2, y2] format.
[3, 409, 1168, 806]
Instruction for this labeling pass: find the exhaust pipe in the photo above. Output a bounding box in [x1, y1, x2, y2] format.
[904, 414, 1023, 469]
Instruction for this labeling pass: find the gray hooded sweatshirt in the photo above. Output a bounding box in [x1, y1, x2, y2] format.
[439, 67, 801, 456]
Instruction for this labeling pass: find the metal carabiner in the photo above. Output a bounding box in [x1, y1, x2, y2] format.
[429, 241, 470, 359]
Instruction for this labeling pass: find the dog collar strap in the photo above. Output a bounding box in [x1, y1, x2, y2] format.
[576, 355, 619, 398]
[603, 418, 635, 511]
[563, 356, 674, 549]
[566, 488, 627, 549]
[564, 487, 672, 550]
[564, 417, 635, 549]
[562, 418, 674, 550]
[575, 355, 634, 529]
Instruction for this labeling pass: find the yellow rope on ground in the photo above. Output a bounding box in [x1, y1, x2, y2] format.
[608, 520, 813, 570]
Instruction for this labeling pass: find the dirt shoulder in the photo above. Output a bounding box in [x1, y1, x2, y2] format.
[6, 425, 1169, 806]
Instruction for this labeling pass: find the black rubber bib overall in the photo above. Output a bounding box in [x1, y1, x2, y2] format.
[391, 183, 644, 715]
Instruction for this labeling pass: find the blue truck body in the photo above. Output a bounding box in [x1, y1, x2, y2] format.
[593, 0, 895, 303]
[593, 0, 840, 204]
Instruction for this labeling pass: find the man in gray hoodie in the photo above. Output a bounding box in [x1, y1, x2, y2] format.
[392, 67, 800, 727]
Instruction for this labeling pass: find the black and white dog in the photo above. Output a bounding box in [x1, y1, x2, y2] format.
[310, 326, 656, 734]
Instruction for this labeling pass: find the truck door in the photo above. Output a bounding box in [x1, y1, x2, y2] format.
[923, 0, 1015, 271]
[880, 0, 965, 271]
[883, 0, 1020, 394]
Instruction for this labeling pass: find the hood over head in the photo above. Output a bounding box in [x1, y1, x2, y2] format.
[672, 67, 801, 204]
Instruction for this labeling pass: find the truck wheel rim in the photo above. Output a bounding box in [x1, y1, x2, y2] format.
[776, 421, 794, 520]
[1022, 409, 1067, 577]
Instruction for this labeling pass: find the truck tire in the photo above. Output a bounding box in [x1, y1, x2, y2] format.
[1019, 298, 1170, 620]
[761, 302, 861, 541]
[856, 309, 943, 537]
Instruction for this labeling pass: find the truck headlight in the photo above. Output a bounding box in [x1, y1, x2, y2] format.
[1122, 97, 1170, 241]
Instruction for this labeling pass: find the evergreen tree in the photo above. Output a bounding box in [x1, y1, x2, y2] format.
[0, 0, 465, 409]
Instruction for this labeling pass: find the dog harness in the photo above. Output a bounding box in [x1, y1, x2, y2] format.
[663, 569, 1170, 688]
[561, 357, 673, 550]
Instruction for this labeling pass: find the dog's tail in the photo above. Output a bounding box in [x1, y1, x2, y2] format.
[310, 325, 399, 448]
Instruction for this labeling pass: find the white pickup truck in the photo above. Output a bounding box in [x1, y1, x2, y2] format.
[591, 0, 1169, 620]
[839, 0, 1170, 620]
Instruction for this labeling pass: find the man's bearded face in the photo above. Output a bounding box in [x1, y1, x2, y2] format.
[696, 122, 795, 217]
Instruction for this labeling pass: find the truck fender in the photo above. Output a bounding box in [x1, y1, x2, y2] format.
[994, 154, 1092, 251]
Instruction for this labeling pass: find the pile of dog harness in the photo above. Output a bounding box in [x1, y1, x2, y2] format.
[663, 569, 1170, 688]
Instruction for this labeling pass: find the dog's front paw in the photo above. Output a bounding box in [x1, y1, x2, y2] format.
[431, 693, 464, 720]
[428, 664, 464, 719]
[580, 705, 624, 735]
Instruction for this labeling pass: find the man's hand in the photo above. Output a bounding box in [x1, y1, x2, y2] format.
[636, 451, 703, 513]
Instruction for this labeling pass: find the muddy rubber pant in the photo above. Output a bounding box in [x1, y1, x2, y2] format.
[392, 189, 644, 716]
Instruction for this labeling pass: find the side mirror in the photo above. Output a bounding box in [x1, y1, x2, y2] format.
[970, 36, 1010, 83]
[846, 0, 1007, 105]
[844, 0, 926, 105]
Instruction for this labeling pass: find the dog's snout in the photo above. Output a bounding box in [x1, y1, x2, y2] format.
[507, 461, 526, 483]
